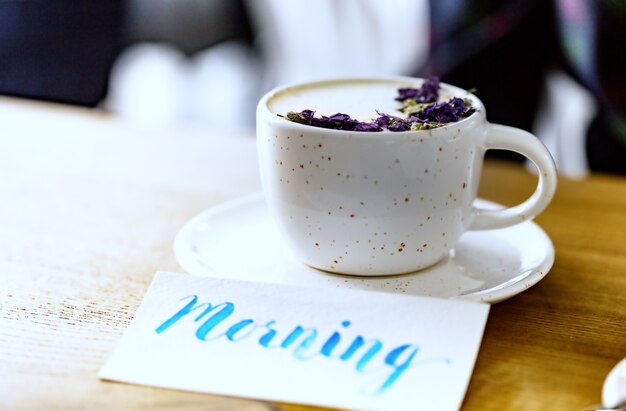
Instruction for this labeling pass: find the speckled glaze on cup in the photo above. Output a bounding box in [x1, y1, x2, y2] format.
[257, 77, 557, 276]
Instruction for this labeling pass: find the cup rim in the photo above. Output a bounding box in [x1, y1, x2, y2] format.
[257, 76, 485, 136]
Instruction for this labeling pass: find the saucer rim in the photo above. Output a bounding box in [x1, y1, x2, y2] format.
[174, 193, 555, 304]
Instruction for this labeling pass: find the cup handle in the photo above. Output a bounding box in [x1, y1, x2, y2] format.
[469, 123, 557, 230]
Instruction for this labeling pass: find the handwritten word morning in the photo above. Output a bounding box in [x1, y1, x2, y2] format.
[155, 295, 447, 394]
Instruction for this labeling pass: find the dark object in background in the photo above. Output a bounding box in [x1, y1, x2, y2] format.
[418, 0, 626, 174]
[0, 1, 125, 107]
[419, 1, 560, 163]
[0, 0, 253, 108]
[576, 2, 626, 174]
[428, 1, 559, 136]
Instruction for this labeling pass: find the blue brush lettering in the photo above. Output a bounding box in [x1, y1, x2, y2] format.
[194, 302, 234, 340]
[155, 295, 199, 334]
[225, 319, 256, 341]
[339, 335, 383, 371]
[340, 335, 364, 360]
[259, 321, 279, 348]
[157, 297, 427, 395]
[355, 340, 383, 372]
[280, 326, 304, 348]
[320, 320, 350, 357]
[154, 295, 234, 341]
[282, 325, 318, 360]
[377, 344, 419, 393]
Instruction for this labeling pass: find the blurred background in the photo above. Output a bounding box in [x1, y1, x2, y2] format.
[1, 0, 624, 176]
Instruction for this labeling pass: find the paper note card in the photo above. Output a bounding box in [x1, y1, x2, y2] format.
[99, 272, 489, 411]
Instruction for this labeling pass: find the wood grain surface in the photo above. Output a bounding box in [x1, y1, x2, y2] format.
[1, 97, 624, 411]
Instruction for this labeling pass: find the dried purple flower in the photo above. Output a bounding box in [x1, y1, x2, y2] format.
[328, 113, 352, 122]
[280, 76, 477, 132]
[283, 111, 383, 132]
[285, 109, 315, 125]
[410, 97, 475, 124]
[315, 113, 359, 130]
[375, 112, 412, 132]
[354, 122, 383, 132]
[395, 76, 440, 103]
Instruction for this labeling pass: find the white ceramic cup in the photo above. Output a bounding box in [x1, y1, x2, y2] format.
[257, 77, 557, 276]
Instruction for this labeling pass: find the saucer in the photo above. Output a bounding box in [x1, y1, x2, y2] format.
[174, 194, 554, 303]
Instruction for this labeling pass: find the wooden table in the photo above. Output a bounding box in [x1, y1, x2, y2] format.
[1, 97, 625, 411]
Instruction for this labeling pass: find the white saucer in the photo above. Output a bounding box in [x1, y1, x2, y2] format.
[174, 194, 554, 303]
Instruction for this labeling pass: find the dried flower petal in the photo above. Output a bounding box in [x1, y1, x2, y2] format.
[409, 97, 475, 124]
[354, 122, 383, 132]
[396, 76, 440, 103]
[375, 112, 412, 132]
[279, 77, 476, 132]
